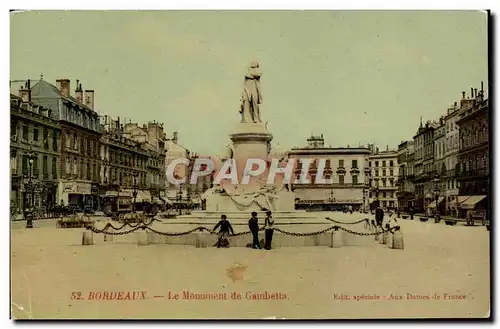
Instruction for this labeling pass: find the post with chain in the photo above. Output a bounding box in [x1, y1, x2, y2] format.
[103, 223, 113, 242]
[374, 226, 381, 242]
[137, 225, 149, 246]
[195, 227, 208, 248]
[391, 226, 404, 250]
[380, 224, 390, 245]
[82, 226, 94, 246]
[330, 226, 343, 248]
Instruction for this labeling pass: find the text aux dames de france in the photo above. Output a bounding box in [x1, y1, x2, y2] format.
[333, 292, 468, 301]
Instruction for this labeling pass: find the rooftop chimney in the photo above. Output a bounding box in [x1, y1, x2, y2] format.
[454, 101, 457, 108]
[56, 79, 70, 97]
[470, 87, 474, 99]
[19, 79, 31, 103]
[462, 91, 465, 99]
[84, 90, 95, 110]
[481, 81, 484, 93]
[474, 88, 478, 98]
[75, 81, 83, 103]
[173, 132, 178, 144]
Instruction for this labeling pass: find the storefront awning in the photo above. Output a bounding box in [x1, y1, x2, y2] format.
[119, 190, 132, 197]
[427, 197, 444, 209]
[460, 195, 487, 210]
[136, 190, 152, 202]
[448, 196, 471, 208]
[101, 191, 118, 198]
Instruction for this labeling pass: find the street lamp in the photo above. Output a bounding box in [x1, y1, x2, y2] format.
[23, 150, 37, 229]
[433, 174, 440, 218]
[132, 173, 138, 213]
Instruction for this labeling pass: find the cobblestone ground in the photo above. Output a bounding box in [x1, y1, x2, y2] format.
[11, 213, 490, 319]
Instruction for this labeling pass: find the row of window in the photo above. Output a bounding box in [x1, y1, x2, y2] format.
[64, 156, 99, 182]
[370, 178, 396, 188]
[296, 159, 360, 169]
[14, 154, 58, 179]
[371, 191, 396, 199]
[11, 122, 59, 152]
[108, 149, 148, 169]
[460, 124, 488, 150]
[61, 104, 99, 132]
[372, 169, 395, 177]
[105, 167, 147, 187]
[293, 173, 360, 185]
[369, 160, 395, 168]
[64, 131, 99, 158]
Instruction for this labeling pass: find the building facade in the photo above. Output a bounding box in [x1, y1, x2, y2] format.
[368, 148, 399, 210]
[396, 141, 415, 212]
[100, 116, 150, 213]
[455, 86, 489, 214]
[430, 117, 446, 212]
[287, 135, 371, 211]
[10, 88, 61, 215]
[443, 102, 461, 212]
[123, 121, 167, 204]
[412, 120, 437, 212]
[28, 78, 102, 210]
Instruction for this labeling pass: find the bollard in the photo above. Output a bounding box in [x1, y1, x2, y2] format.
[137, 229, 149, 246]
[104, 233, 113, 242]
[381, 230, 388, 244]
[391, 229, 404, 250]
[82, 230, 93, 245]
[387, 231, 393, 246]
[195, 232, 208, 248]
[374, 227, 380, 241]
[330, 227, 343, 248]
[103, 227, 113, 242]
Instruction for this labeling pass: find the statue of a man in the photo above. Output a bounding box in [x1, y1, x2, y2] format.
[240, 60, 263, 123]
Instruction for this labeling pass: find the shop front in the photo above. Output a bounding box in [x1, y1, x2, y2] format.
[59, 181, 92, 211]
[118, 190, 132, 212]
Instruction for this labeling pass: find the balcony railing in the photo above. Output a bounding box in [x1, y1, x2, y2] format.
[456, 168, 489, 178]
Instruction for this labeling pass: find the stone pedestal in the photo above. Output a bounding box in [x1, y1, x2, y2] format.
[381, 231, 388, 244]
[82, 231, 93, 245]
[331, 229, 343, 248]
[137, 230, 149, 246]
[229, 122, 272, 190]
[391, 231, 404, 250]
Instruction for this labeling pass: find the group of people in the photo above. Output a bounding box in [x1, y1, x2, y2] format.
[212, 210, 275, 250]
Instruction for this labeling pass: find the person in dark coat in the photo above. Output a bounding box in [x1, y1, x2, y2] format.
[213, 214, 234, 248]
[375, 206, 384, 227]
[263, 210, 275, 250]
[248, 211, 261, 249]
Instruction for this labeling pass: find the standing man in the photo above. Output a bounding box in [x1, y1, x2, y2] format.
[213, 214, 235, 248]
[263, 210, 275, 250]
[375, 205, 384, 227]
[248, 211, 262, 249]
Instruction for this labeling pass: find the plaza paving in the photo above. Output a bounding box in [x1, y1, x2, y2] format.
[11, 212, 490, 319]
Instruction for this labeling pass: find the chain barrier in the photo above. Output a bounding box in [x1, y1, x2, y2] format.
[325, 217, 368, 225]
[274, 226, 338, 237]
[87, 224, 143, 236]
[145, 226, 210, 237]
[85, 216, 400, 238]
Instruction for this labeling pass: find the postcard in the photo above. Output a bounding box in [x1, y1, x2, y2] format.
[10, 10, 490, 319]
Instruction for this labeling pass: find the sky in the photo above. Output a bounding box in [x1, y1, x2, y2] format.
[10, 10, 488, 156]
